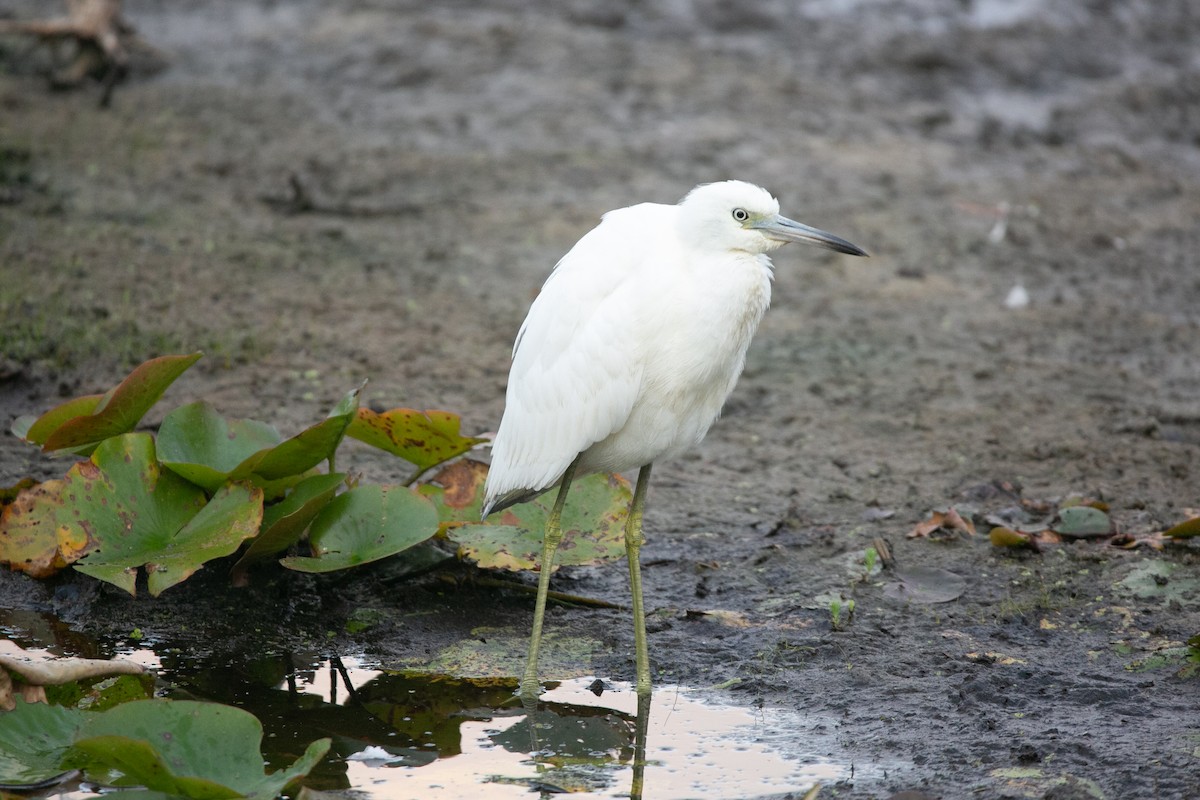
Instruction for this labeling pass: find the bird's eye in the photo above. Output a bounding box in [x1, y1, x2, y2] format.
[732, 208, 749, 222]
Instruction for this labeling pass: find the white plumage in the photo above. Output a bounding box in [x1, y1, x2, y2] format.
[483, 180, 866, 697]
[483, 180, 864, 516]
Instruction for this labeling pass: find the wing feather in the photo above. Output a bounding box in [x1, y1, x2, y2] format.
[483, 204, 673, 513]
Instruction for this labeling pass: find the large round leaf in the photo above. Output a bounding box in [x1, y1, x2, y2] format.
[62, 434, 262, 596]
[68, 699, 329, 799]
[280, 484, 439, 573]
[0, 699, 84, 788]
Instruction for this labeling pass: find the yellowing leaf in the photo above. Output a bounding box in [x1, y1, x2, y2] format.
[0, 479, 78, 578]
[989, 526, 1030, 548]
[1163, 517, 1200, 539]
[347, 408, 485, 478]
[420, 459, 633, 571]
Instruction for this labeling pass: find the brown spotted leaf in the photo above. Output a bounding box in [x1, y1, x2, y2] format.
[37, 432, 261, 596]
[419, 459, 632, 571]
[0, 478, 38, 506]
[0, 479, 83, 578]
[347, 408, 486, 478]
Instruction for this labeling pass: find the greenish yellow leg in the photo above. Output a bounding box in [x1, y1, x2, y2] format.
[625, 463, 653, 695]
[520, 457, 579, 699]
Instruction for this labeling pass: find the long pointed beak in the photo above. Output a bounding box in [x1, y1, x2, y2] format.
[753, 214, 868, 257]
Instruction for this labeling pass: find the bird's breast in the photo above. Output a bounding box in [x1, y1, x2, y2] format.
[578, 253, 772, 473]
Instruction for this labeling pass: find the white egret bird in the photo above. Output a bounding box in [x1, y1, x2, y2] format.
[483, 180, 867, 698]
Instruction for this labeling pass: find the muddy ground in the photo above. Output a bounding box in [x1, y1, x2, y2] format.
[1, 1, 1199, 798]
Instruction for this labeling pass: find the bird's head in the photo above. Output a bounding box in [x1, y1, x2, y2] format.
[678, 180, 867, 258]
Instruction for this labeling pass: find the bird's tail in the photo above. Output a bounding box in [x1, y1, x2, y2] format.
[480, 486, 548, 520]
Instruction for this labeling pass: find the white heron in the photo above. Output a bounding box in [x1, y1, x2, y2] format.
[482, 180, 867, 698]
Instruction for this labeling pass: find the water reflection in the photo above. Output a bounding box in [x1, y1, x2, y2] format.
[270, 663, 845, 799]
[1, 611, 851, 799]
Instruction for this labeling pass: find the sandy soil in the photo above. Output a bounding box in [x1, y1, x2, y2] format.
[1, 1, 1199, 798]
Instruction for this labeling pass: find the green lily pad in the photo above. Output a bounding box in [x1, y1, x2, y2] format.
[23, 353, 202, 455]
[347, 408, 485, 477]
[59, 433, 262, 596]
[0, 699, 84, 788]
[420, 459, 633, 571]
[229, 385, 362, 486]
[280, 484, 439, 573]
[68, 699, 330, 799]
[142, 483, 263, 595]
[230, 472, 346, 583]
[157, 401, 284, 491]
[1052, 506, 1111, 538]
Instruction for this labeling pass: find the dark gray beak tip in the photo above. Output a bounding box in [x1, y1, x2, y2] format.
[836, 241, 869, 258]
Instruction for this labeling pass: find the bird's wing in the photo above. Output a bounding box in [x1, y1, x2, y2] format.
[484, 204, 670, 508]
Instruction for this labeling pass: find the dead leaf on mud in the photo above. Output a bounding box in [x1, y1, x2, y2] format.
[883, 566, 966, 604]
[988, 526, 1063, 552]
[908, 507, 976, 539]
[1162, 516, 1200, 539]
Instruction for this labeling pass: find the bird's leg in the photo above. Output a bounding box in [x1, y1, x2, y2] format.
[630, 689, 652, 800]
[520, 457, 580, 700]
[625, 463, 653, 695]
